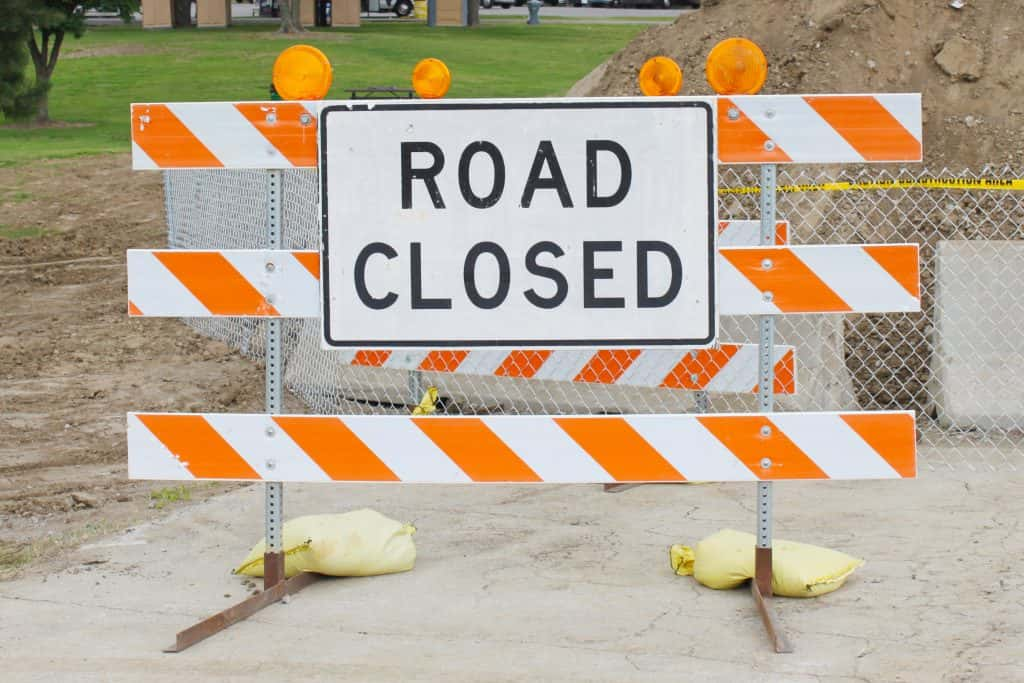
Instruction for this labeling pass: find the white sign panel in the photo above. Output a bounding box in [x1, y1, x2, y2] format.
[320, 99, 716, 348]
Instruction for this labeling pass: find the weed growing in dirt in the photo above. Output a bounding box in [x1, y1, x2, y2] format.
[150, 485, 192, 510]
[0, 224, 50, 239]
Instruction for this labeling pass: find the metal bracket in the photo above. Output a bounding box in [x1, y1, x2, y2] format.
[163, 572, 322, 653]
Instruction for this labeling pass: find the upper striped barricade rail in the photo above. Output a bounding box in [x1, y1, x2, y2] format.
[127, 411, 916, 483]
[126, 243, 921, 318]
[129, 95, 921, 169]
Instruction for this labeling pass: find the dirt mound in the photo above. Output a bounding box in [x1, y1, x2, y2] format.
[573, 0, 1024, 168]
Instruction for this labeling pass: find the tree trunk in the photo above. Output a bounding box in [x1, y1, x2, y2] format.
[26, 28, 61, 124]
[35, 82, 50, 123]
[467, 0, 479, 26]
[279, 0, 306, 32]
[172, 0, 193, 27]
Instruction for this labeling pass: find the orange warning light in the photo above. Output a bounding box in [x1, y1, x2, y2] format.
[638, 56, 683, 97]
[272, 45, 334, 101]
[412, 58, 451, 99]
[705, 38, 768, 95]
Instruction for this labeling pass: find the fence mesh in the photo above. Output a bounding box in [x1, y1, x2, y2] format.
[164, 166, 1024, 472]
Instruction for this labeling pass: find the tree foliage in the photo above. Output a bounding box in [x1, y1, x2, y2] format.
[19, 0, 139, 122]
[0, 0, 45, 120]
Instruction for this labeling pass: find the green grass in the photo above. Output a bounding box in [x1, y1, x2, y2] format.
[150, 485, 192, 509]
[0, 224, 49, 240]
[0, 21, 644, 164]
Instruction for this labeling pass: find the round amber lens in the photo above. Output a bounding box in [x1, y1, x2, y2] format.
[272, 45, 334, 100]
[638, 56, 683, 97]
[705, 37, 768, 95]
[412, 58, 452, 100]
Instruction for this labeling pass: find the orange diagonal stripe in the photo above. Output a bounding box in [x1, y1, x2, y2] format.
[419, 351, 469, 373]
[234, 103, 318, 167]
[351, 350, 391, 367]
[661, 345, 740, 390]
[554, 417, 684, 482]
[495, 350, 552, 378]
[136, 414, 259, 479]
[131, 104, 222, 169]
[721, 248, 851, 313]
[413, 418, 540, 482]
[840, 413, 916, 478]
[272, 416, 398, 481]
[153, 252, 280, 316]
[772, 349, 796, 394]
[804, 96, 921, 162]
[718, 98, 792, 164]
[697, 415, 827, 480]
[573, 350, 642, 385]
[863, 245, 919, 299]
[292, 251, 321, 280]
[128, 301, 143, 316]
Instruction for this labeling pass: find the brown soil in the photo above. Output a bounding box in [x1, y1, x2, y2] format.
[574, 0, 1024, 168]
[0, 155, 302, 579]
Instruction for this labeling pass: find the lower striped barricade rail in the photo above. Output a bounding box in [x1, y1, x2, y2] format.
[128, 411, 916, 484]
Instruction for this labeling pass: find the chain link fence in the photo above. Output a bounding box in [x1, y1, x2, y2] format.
[164, 166, 1024, 471]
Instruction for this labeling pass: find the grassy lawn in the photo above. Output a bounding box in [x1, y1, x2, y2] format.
[0, 21, 644, 164]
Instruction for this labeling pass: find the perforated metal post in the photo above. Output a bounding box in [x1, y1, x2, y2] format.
[264, 169, 285, 589]
[755, 163, 776, 597]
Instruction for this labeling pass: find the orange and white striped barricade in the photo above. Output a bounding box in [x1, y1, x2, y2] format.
[127, 244, 920, 319]
[128, 411, 916, 483]
[129, 94, 922, 169]
[126, 94, 922, 654]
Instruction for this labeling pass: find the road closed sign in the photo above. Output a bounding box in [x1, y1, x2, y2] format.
[320, 99, 716, 348]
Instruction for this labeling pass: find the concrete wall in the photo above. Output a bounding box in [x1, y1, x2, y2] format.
[332, 0, 361, 26]
[196, 0, 231, 27]
[141, 0, 173, 28]
[930, 240, 1024, 430]
[431, 0, 465, 26]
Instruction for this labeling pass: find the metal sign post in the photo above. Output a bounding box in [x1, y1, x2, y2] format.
[264, 170, 285, 589]
[751, 163, 793, 653]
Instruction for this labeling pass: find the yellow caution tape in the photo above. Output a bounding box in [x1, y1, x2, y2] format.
[719, 177, 1024, 195]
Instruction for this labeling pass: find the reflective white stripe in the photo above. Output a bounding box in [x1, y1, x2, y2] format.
[383, 350, 430, 370]
[482, 417, 613, 483]
[532, 350, 593, 381]
[221, 250, 318, 314]
[131, 141, 159, 170]
[717, 256, 780, 316]
[127, 414, 195, 480]
[795, 246, 920, 313]
[705, 344, 760, 393]
[169, 103, 291, 168]
[719, 220, 788, 247]
[204, 414, 329, 481]
[458, 350, 511, 376]
[733, 96, 862, 163]
[343, 417, 471, 483]
[769, 413, 900, 479]
[127, 251, 210, 316]
[617, 350, 683, 387]
[626, 417, 756, 481]
[876, 94, 923, 148]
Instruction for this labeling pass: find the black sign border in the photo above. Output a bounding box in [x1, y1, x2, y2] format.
[320, 99, 716, 348]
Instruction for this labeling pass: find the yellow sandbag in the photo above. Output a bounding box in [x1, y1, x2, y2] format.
[234, 509, 416, 579]
[670, 528, 863, 598]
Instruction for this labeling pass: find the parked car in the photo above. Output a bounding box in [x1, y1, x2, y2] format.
[362, 0, 415, 16]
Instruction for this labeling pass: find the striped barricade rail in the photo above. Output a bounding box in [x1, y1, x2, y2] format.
[127, 244, 921, 318]
[130, 94, 922, 170]
[128, 411, 916, 483]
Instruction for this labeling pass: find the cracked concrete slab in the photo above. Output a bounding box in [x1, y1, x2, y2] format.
[1, 453, 1021, 681]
